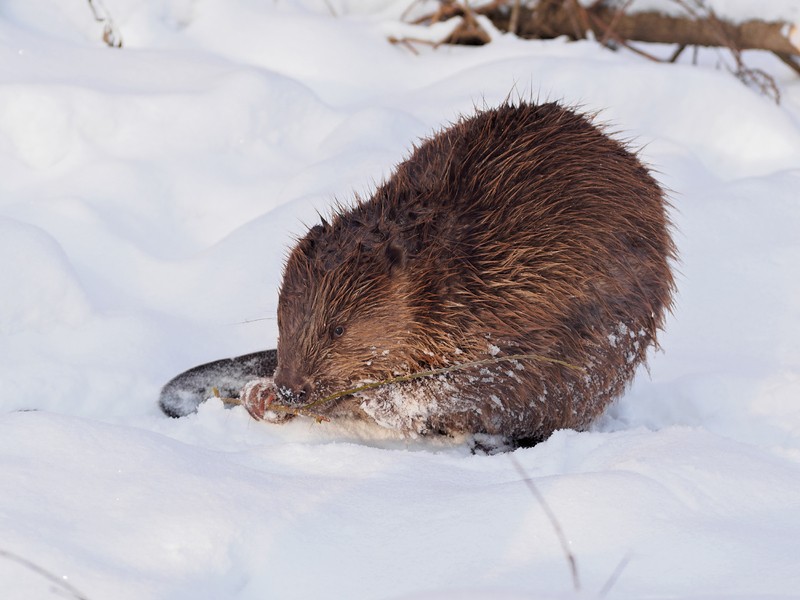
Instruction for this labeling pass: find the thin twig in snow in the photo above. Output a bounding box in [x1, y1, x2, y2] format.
[508, 454, 581, 593]
[0, 549, 91, 600]
[598, 552, 633, 597]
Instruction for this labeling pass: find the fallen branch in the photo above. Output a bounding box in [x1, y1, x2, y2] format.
[478, 0, 800, 56]
[407, 1, 791, 101]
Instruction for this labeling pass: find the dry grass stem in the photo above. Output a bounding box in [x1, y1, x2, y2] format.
[508, 454, 581, 592]
[598, 552, 633, 597]
[0, 549, 91, 600]
[388, 35, 439, 53]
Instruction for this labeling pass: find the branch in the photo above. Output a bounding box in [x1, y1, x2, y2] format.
[480, 1, 800, 56]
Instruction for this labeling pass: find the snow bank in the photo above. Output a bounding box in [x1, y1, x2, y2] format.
[1, 1, 799, 599]
[4, 411, 800, 600]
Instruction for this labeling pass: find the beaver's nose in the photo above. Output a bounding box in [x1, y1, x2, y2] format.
[273, 367, 313, 405]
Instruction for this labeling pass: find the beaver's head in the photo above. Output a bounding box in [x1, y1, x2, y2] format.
[274, 211, 429, 406]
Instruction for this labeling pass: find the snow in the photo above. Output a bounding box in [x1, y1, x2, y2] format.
[1, 1, 800, 599]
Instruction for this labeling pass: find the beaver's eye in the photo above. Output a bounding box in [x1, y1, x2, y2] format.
[332, 325, 345, 338]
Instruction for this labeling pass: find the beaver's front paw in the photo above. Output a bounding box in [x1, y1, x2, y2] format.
[240, 378, 294, 423]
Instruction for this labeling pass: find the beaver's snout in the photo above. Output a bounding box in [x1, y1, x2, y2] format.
[273, 367, 313, 405]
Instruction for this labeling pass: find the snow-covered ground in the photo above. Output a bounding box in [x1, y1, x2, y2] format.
[1, 1, 800, 599]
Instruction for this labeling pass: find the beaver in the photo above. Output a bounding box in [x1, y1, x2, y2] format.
[159, 101, 675, 448]
[254, 100, 676, 447]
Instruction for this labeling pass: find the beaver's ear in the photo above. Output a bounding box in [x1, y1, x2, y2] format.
[385, 242, 407, 272]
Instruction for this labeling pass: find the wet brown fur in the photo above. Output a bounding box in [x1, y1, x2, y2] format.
[275, 101, 676, 446]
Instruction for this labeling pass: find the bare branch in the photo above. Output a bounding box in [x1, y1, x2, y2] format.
[477, 1, 800, 56]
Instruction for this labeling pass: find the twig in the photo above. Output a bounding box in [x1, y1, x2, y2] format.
[614, 38, 663, 62]
[0, 549, 91, 600]
[509, 0, 521, 36]
[227, 352, 583, 421]
[668, 43, 687, 62]
[410, 0, 461, 25]
[297, 352, 584, 412]
[670, 0, 780, 102]
[583, 7, 663, 61]
[86, 0, 122, 48]
[774, 51, 800, 76]
[401, 0, 425, 23]
[221, 394, 331, 422]
[388, 35, 439, 53]
[598, 0, 634, 47]
[85, 0, 104, 21]
[232, 316, 275, 325]
[567, 0, 590, 41]
[508, 454, 581, 593]
[598, 552, 633, 597]
[322, 0, 338, 18]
